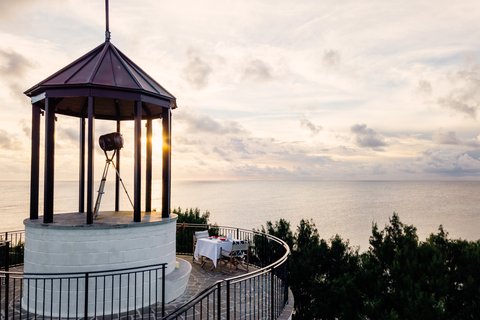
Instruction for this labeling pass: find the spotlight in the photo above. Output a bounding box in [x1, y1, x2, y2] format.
[99, 132, 123, 151]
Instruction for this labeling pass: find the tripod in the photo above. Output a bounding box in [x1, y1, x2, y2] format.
[94, 149, 134, 218]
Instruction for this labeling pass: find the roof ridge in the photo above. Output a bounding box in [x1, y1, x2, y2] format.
[87, 42, 111, 84]
[108, 44, 143, 90]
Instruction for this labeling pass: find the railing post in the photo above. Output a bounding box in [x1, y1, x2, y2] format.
[226, 280, 231, 320]
[3, 240, 9, 271]
[263, 234, 267, 267]
[162, 265, 166, 317]
[84, 272, 89, 318]
[217, 282, 221, 320]
[283, 258, 289, 307]
[5, 273, 9, 320]
[4, 241, 10, 320]
[270, 268, 275, 319]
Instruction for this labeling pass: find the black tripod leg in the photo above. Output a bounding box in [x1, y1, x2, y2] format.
[93, 160, 111, 218]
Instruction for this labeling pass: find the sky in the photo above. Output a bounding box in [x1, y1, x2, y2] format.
[0, 0, 480, 181]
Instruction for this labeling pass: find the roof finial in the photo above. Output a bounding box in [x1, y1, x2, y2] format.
[105, 0, 111, 42]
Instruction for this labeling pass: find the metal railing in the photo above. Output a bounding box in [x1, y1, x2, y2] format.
[168, 224, 290, 319]
[1, 263, 167, 319]
[0, 225, 290, 320]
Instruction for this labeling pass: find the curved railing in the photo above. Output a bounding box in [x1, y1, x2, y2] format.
[1, 261, 167, 319]
[169, 224, 291, 319]
[1, 225, 291, 319]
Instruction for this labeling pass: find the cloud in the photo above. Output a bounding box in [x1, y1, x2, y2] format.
[0, 0, 33, 19]
[176, 110, 246, 135]
[242, 58, 273, 82]
[300, 117, 322, 135]
[213, 146, 232, 162]
[229, 138, 250, 155]
[457, 153, 480, 171]
[0, 0, 61, 19]
[438, 96, 477, 119]
[432, 130, 460, 145]
[182, 49, 212, 89]
[322, 50, 340, 68]
[0, 49, 33, 78]
[58, 127, 78, 142]
[437, 63, 480, 119]
[0, 49, 35, 101]
[20, 119, 30, 137]
[350, 124, 386, 149]
[422, 149, 480, 176]
[0, 129, 20, 150]
[416, 80, 432, 95]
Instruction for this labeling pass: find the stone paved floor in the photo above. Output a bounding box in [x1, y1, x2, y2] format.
[164, 254, 249, 313]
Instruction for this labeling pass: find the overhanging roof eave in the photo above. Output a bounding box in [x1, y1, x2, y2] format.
[27, 85, 175, 107]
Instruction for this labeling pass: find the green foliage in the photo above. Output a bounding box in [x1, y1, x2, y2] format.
[0, 241, 24, 268]
[253, 219, 294, 266]
[262, 213, 480, 320]
[173, 207, 219, 254]
[9, 242, 24, 265]
[173, 207, 211, 224]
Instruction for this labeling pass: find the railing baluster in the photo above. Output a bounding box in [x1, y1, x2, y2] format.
[162, 265, 166, 317]
[226, 280, 231, 320]
[50, 278, 53, 320]
[119, 272, 123, 317]
[84, 272, 89, 318]
[5, 271, 9, 320]
[59, 277, 62, 318]
[154, 268, 158, 318]
[216, 282, 220, 320]
[127, 272, 130, 317]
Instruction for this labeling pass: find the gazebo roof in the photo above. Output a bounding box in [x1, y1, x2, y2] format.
[25, 41, 176, 120]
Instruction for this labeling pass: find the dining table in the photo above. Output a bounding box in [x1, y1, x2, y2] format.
[193, 237, 233, 268]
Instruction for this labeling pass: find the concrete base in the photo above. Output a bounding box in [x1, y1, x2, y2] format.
[165, 258, 192, 303]
[21, 211, 190, 317]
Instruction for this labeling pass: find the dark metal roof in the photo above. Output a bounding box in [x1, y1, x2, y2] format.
[25, 41, 176, 120]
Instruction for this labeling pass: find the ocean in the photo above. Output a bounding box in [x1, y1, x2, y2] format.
[1, 180, 479, 251]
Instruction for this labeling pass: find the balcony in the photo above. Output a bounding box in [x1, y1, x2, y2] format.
[0, 224, 292, 319]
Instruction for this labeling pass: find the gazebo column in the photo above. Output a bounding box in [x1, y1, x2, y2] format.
[44, 97, 55, 223]
[86, 96, 95, 224]
[115, 120, 121, 212]
[162, 108, 171, 219]
[79, 117, 85, 213]
[145, 119, 152, 213]
[133, 101, 142, 222]
[30, 104, 41, 220]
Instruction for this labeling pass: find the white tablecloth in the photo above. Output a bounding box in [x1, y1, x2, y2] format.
[194, 238, 233, 267]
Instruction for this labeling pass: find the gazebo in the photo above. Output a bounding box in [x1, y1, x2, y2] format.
[24, 20, 174, 224]
[21, 2, 190, 316]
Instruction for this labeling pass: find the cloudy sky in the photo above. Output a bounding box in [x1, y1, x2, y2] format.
[1, 0, 480, 181]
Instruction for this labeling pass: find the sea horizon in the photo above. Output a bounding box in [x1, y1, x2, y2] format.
[1, 179, 478, 251]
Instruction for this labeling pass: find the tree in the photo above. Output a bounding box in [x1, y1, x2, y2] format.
[258, 213, 480, 319]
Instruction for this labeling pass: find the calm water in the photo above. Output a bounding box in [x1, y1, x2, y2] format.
[1, 180, 479, 250]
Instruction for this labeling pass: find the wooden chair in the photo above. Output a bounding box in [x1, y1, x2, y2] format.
[193, 230, 209, 267]
[220, 240, 249, 272]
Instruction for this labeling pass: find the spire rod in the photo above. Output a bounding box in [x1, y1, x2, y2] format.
[105, 0, 111, 42]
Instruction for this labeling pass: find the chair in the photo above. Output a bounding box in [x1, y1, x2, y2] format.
[193, 230, 209, 266]
[220, 240, 249, 272]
